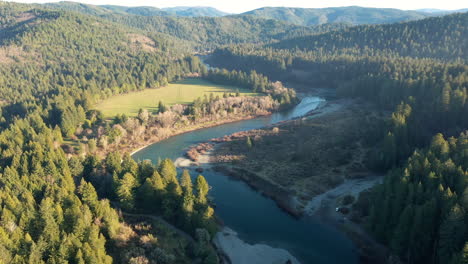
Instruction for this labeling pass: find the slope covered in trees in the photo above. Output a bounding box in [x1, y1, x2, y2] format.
[241, 6, 430, 26]
[0, 2, 201, 134]
[84, 14, 329, 49]
[37, 2, 347, 50]
[0, 2, 216, 262]
[0, 112, 121, 263]
[356, 132, 468, 264]
[270, 12, 468, 62]
[45, 2, 228, 18]
[208, 13, 468, 168]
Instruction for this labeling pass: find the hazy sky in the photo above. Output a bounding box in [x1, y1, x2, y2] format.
[7, 0, 468, 13]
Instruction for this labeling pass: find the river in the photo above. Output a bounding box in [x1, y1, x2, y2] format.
[133, 96, 359, 264]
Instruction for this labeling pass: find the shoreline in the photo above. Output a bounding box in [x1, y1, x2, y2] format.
[192, 147, 387, 264]
[126, 113, 271, 158]
[179, 98, 388, 264]
[214, 227, 301, 264]
[128, 94, 325, 158]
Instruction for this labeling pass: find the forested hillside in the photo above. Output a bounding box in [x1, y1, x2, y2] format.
[208, 12, 468, 165]
[356, 132, 468, 264]
[241, 6, 430, 26]
[0, 3, 213, 262]
[0, 2, 201, 132]
[270, 12, 468, 62]
[45, 2, 228, 17]
[39, 2, 348, 50]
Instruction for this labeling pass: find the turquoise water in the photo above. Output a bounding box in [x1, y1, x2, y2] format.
[133, 97, 358, 264]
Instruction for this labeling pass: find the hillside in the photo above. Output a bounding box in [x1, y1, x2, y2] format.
[46, 2, 228, 17]
[162, 6, 229, 17]
[270, 12, 468, 62]
[0, 2, 199, 127]
[96, 14, 330, 49]
[39, 2, 331, 49]
[45, 2, 169, 17]
[241, 6, 430, 26]
[0, 3, 213, 263]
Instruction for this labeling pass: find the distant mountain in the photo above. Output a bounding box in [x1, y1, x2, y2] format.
[101, 5, 169, 16]
[44, 2, 229, 17]
[162, 6, 229, 17]
[39, 2, 337, 49]
[44, 2, 170, 16]
[416, 9, 449, 13]
[241, 6, 432, 26]
[416, 8, 468, 14]
[43, 1, 116, 16]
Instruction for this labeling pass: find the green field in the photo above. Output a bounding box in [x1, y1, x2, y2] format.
[95, 78, 256, 117]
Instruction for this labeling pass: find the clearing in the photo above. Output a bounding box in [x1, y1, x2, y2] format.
[95, 78, 256, 117]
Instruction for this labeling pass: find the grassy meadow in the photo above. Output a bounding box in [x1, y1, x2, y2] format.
[95, 78, 256, 117]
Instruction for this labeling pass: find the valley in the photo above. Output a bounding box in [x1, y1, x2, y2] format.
[0, 1, 466, 264]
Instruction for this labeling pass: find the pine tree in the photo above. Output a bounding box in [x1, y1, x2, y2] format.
[180, 170, 193, 195]
[78, 179, 99, 212]
[196, 175, 210, 204]
[159, 159, 182, 195]
[116, 173, 137, 210]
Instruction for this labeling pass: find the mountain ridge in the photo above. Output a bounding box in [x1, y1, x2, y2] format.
[240, 6, 434, 26]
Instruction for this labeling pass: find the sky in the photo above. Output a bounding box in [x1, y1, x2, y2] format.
[6, 0, 468, 13]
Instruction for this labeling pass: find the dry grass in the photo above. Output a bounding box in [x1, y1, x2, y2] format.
[15, 12, 35, 23]
[212, 101, 383, 201]
[127, 33, 157, 52]
[0, 46, 25, 64]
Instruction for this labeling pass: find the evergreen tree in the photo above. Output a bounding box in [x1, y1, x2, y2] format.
[196, 175, 210, 204]
[116, 173, 137, 210]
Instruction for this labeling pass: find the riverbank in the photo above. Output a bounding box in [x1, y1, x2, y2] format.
[182, 98, 389, 263]
[122, 97, 305, 158]
[214, 227, 300, 264]
[122, 112, 271, 158]
[189, 98, 376, 214]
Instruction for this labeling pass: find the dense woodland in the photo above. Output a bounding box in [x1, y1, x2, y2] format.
[270, 12, 468, 62]
[355, 132, 468, 264]
[0, 1, 467, 263]
[0, 3, 214, 263]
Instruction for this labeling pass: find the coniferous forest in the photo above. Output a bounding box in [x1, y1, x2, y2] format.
[0, 1, 467, 263]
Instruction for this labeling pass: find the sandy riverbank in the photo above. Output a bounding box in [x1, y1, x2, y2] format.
[214, 227, 300, 264]
[304, 176, 383, 215]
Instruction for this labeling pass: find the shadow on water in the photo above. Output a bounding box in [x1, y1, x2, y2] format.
[133, 97, 358, 264]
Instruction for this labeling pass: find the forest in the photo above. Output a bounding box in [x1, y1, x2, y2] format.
[0, 1, 466, 263]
